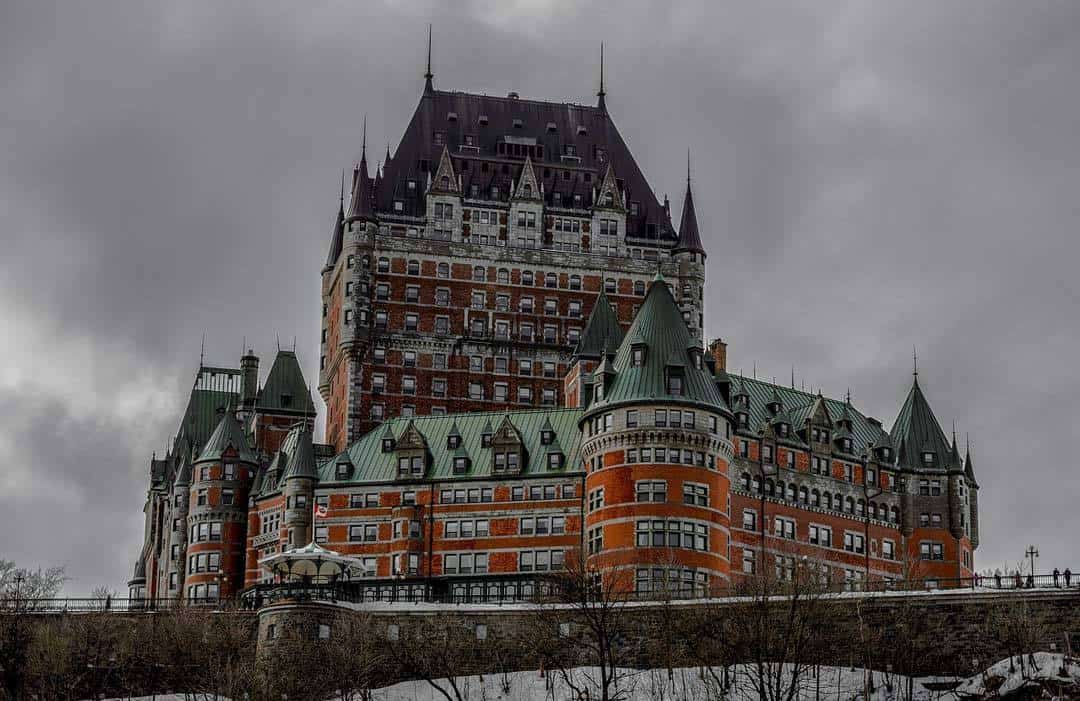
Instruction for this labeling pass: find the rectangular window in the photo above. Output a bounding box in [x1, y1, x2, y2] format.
[683, 483, 708, 506]
[636, 480, 667, 503]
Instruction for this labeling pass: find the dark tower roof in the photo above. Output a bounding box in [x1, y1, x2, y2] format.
[197, 407, 256, 464]
[256, 350, 316, 415]
[575, 291, 623, 359]
[890, 376, 954, 472]
[374, 87, 672, 241]
[675, 155, 705, 255]
[283, 425, 318, 480]
[347, 118, 376, 222]
[325, 173, 346, 268]
[964, 438, 979, 488]
[585, 275, 726, 413]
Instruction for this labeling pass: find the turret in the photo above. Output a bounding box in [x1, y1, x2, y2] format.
[672, 153, 706, 346]
[565, 292, 623, 409]
[965, 441, 980, 549]
[282, 425, 318, 548]
[579, 275, 733, 594]
[240, 349, 259, 409]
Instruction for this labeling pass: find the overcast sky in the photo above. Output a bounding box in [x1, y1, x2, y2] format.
[2, 1, 1078, 595]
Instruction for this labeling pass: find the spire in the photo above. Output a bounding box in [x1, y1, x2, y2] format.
[597, 42, 607, 111]
[675, 150, 706, 255]
[325, 171, 346, 268]
[423, 24, 434, 94]
[385, 142, 392, 167]
[360, 114, 368, 169]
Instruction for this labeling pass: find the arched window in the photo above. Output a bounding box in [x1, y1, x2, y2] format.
[441, 175, 450, 189]
[786, 483, 796, 501]
[775, 481, 784, 499]
[362, 255, 370, 269]
[891, 506, 900, 523]
[823, 493, 832, 509]
[811, 489, 820, 507]
[437, 262, 449, 278]
[857, 499, 866, 517]
[407, 259, 420, 275]
[799, 486, 809, 504]
[845, 497, 855, 514]
[473, 266, 485, 281]
[545, 272, 557, 288]
[741, 473, 751, 490]
[497, 268, 509, 283]
[835, 493, 843, 511]
[378, 257, 390, 273]
[766, 479, 775, 497]
[634, 280, 645, 296]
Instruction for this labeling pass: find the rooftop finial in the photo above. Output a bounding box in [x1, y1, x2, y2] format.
[687, 148, 691, 185]
[597, 42, 606, 110]
[845, 388, 852, 404]
[339, 169, 345, 212]
[199, 333, 205, 367]
[424, 24, 434, 93]
[361, 114, 367, 161]
[912, 346, 918, 378]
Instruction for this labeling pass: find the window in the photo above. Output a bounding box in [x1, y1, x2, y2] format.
[401, 376, 415, 395]
[882, 539, 895, 560]
[626, 409, 639, 428]
[742, 549, 756, 574]
[604, 278, 616, 294]
[683, 483, 708, 506]
[569, 275, 581, 290]
[667, 374, 683, 395]
[636, 480, 667, 503]
[635, 520, 708, 551]
[469, 382, 484, 400]
[221, 488, 234, 506]
[809, 525, 832, 547]
[742, 509, 757, 530]
[774, 516, 796, 540]
[588, 488, 605, 511]
[843, 532, 865, 554]
[588, 526, 603, 554]
[920, 541, 944, 560]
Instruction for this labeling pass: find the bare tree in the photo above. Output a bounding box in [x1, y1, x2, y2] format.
[982, 600, 1050, 680]
[0, 559, 66, 700]
[384, 611, 490, 701]
[526, 549, 635, 701]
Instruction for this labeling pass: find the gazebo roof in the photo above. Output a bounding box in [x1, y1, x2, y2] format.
[258, 542, 363, 580]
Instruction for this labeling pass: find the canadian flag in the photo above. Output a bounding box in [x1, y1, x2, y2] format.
[314, 505, 329, 518]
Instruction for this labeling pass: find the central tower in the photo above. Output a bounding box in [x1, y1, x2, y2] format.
[319, 48, 707, 451]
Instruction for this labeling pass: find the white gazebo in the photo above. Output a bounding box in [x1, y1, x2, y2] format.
[259, 542, 363, 583]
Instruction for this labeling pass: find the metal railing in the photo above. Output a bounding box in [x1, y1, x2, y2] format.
[0, 596, 227, 614]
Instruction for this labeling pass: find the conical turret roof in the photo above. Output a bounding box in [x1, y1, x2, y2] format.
[283, 425, 317, 481]
[675, 173, 705, 255]
[575, 291, 623, 359]
[964, 442, 979, 487]
[197, 407, 256, 464]
[890, 376, 954, 471]
[584, 276, 726, 414]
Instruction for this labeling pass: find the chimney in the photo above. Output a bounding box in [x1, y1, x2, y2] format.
[708, 338, 727, 372]
[240, 349, 259, 407]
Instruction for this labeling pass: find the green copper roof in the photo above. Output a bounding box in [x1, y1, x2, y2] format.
[731, 375, 884, 453]
[585, 278, 726, 415]
[196, 409, 257, 464]
[255, 350, 316, 415]
[255, 424, 304, 498]
[890, 377, 956, 472]
[318, 408, 583, 485]
[175, 387, 238, 456]
[574, 291, 623, 359]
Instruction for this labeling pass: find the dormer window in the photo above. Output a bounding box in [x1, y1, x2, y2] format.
[689, 350, 702, 369]
[453, 456, 470, 474]
[478, 114, 489, 125]
[540, 430, 555, 445]
[280, 394, 292, 408]
[481, 432, 492, 448]
[666, 372, 683, 396]
[493, 451, 520, 473]
[880, 448, 891, 461]
[922, 451, 935, 466]
[381, 438, 395, 453]
[335, 461, 351, 479]
[842, 438, 853, 453]
[447, 434, 461, 449]
[777, 424, 789, 438]
[631, 346, 645, 367]
[595, 383, 605, 401]
[547, 452, 564, 469]
[397, 455, 424, 478]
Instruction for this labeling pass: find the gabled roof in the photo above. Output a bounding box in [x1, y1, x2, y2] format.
[374, 89, 673, 241]
[319, 408, 583, 484]
[196, 408, 257, 464]
[256, 351, 316, 415]
[585, 276, 726, 414]
[890, 377, 955, 472]
[574, 291, 623, 359]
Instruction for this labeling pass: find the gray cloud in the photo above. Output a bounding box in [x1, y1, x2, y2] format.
[2, 0, 1078, 593]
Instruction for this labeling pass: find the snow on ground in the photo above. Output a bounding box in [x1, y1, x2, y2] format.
[97, 654, 1080, 700]
[373, 665, 955, 701]
[953, 651, 1080, 698]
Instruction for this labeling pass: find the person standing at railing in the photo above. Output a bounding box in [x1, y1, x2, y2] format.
[1065, 568, 1072, 587]
[1054, 568, 1060, 587]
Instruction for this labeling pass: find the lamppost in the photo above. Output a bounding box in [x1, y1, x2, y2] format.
[1025, 545, 1039, 586]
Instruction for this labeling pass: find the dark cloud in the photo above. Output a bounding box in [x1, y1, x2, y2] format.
[2, 1, 1078, 593]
